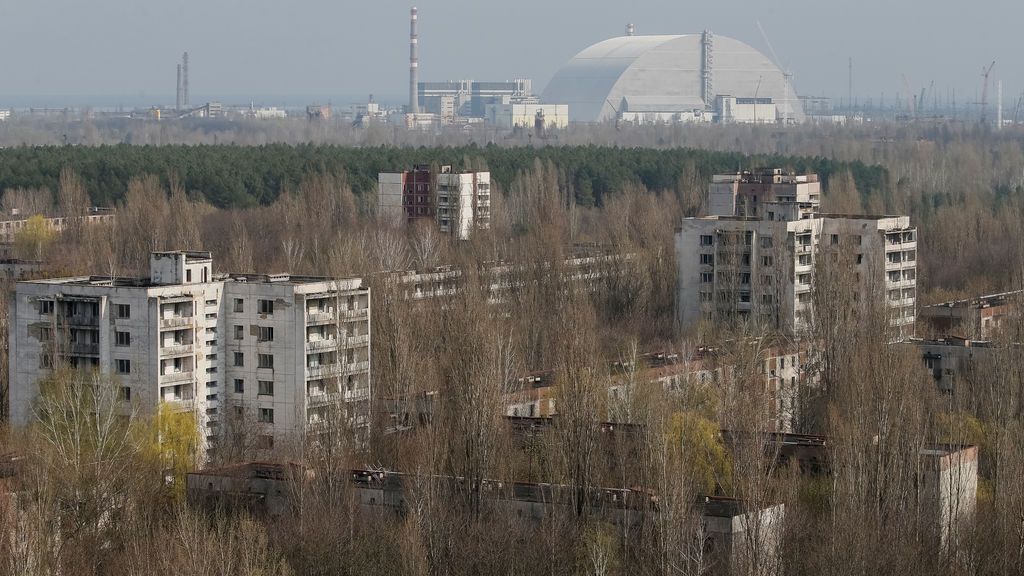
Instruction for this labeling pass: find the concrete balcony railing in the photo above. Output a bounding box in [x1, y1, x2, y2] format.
[306, 361, 369, 380]
[346, 334, 370, 347]
[160, 316, 194, 330]
[307, 391, 344, 406]
[885, 259, 916, 271]
[160, 343, 195, 357]
[164, 398, 195, 412]
[66, 342, 100, 356]
[60, 314, 99, 327]
[886, 279, 916, 289]
[306, 338, 339, 352]
[338, 308, 368, 320]
[305, 364, 344, 380]
[306, 311, 335, 324]
[887, 298, 916, 308]
[160, 370, 194, 384]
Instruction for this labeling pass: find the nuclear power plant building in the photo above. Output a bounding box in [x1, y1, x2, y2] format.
[542, 33, 804, 124]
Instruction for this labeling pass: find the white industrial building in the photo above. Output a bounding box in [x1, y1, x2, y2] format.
[716, 96, 778, 124]
[542, 32, 803, 124]
[485, 103, 569, 130]
[677, 170, 917, 336]
[378, 165, 491, 240]
[8, 251, 371, 456]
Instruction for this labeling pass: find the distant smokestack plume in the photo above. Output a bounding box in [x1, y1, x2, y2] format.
[409, 7, 419, 115]
[182, 52, 190, 108]
[176, 64, 182, 111]
[626, 23, 635, 36]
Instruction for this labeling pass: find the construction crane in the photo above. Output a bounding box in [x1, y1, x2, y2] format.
[756, 21, 793, 123]
[1014, 92, 1024, 125]
[980, 60, 996, 126]
[901, 74, 915, 117]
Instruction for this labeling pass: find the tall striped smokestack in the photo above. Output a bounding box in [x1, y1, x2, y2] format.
[409, 7, 419, 115]
[176, 64, 182, 111]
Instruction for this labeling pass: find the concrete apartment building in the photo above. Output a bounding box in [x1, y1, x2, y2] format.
[8, 251, 370, 455]
[676, 170, 917, 336]
[378, 165, 491, 239]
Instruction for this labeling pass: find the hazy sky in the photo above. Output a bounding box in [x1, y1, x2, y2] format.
[1, 0, 1019, 108]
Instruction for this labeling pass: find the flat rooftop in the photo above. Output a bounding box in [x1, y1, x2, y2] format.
[22, 272, 361, 288]
[923, 290, 1022, 310]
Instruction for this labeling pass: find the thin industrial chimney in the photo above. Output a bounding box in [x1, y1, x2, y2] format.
[626, 23, 635, 36]
[409, 7, 419, 115]
[176, 64, 182, 111]
[182, 52, 190, 108]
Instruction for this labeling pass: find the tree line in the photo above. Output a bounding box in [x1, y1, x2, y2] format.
[0, 144, 885, 210]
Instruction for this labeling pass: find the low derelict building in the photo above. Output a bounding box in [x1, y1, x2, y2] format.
[918, 290, 1021, 340]
[8, 251, 371, 455]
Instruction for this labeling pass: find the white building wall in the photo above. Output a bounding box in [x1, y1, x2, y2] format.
[486, 104, 569, 129]
[676, 215, 916, 336]
[378, 173, 406, 224]
[9, 257, 370, 458]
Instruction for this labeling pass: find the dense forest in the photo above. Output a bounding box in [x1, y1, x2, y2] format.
[0, 144, 885, 209]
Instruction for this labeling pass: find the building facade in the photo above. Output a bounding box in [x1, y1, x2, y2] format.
[485, 103, 570, 130]
[677, 171, 917, 336]
[419, 79, 533, 119]
[707, 169, 821, 218]
[8, 251, 370, 455]
[378, 165, 491, 239]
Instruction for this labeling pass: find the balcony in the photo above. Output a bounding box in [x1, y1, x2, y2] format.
[164, 398, 195, 412]
[160, 343, 195, 357]
[306, 311, 335, 324]
[306, 338, 339, 352]
[160, 370, 194, 384]
[338, 308, 368, 320]
[66, 342, 100, 356]
[305, 360, 369, 380]
[886, 279, 916, 289]
[160, 316, 194, 330]
[346, 334, 370, 347]
[305, 364, 343, 380]
[307, 391, 344, 406]
[60, 314, 99, 327]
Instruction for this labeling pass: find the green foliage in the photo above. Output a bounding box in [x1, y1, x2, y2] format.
[666, 411, 732, 494]
[138, 403, 200, 500]
[0, 144, 888, 209]
[13, 214, 55, 259]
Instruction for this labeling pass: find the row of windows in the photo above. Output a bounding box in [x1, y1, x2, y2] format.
[232, 378, 275, 396]
[41, 299, 278, 319]
[233, 325, 274, 341]
[230, 352, 275, 369]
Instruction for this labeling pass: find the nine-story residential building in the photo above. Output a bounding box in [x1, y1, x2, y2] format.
[8, 251, 370, 457]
